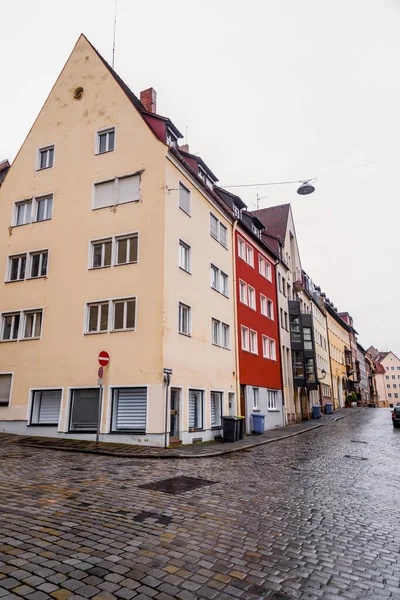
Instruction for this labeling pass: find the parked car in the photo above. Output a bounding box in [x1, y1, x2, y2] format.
[391, 406, 400, 427]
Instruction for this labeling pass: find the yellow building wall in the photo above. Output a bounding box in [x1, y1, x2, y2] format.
[327, 313, 349, 409]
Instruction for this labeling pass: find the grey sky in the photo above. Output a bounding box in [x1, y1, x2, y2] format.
[1, 0, 399, 354]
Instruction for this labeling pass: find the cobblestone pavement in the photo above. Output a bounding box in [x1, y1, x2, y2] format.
[0, 409, 399, 600]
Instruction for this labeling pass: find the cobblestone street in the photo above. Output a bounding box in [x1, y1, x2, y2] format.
[1, 409, 399, 600]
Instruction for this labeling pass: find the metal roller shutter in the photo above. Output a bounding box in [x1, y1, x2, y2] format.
[115, 388, 146, 432]
[0, 374, 12, 406]
[38, 390, 62, 424]
[70, 389, 99, 431]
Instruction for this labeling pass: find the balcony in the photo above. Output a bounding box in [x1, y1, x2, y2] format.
[293, 271, 304, 293]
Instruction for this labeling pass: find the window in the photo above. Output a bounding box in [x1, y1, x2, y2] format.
[219, 224, 227, 248]
[166, 128, 178, 148]
[246, 245, 254, 267]
[259, 255, 271, 279]
[179, 240, 191, 273]
[261, 295, 268, 317]
[262, 335, 269, 358]
[23, 310, 43, 339]
[233, 205, 241, 219]
[265, 261, 272, 281]
[387, 384, 391, 388]
[94, 174, 141, 209]
[178, 302, 191, 335]
[303, 327, 313, 350]
[211, 265, 219, 291]
[267, 390, 278, 410]
[269, 338, 276, 360]
[179, 182, 191, 215]
[305, 357, 316, 382]
[210, 213, 219, 240]
[29, 251, 48, 278]
[282, 277, 286, 297]
[293, 351, 303, 377]
[248, 286, 256, 310]
[69, 388, 99, 431]
[97, 128, 115, 154]
[221, 272, 229, 297]
[188, 389, 203, 430]
[388, 393, 392, 398]
[238, 237, 245, 259]
[253, 387, 259, 410]
[394, 384, 397, 389]
[278, 273, 282, 292]
[210, 392, 222, 428]
[392, 375, 396, 380]
[92, 239, 112, 268]
[116, 234, 138, 265]
[30, 390, 62, 425]
[284, 312, 288, 330]
[113, 299, 136, 331]
[212, 318, 221, 346]
[35, 195, 53, 222]
[1, 313, 20, 341]
[111, 387, 147, 433]
[250, 330, 258, 354]
[0, 374, 12, 406]
[395, 393, 399, 399]
[87, 302, 109, 333]
[15, 200, 32, 226]
[267, 299, 273, 320]
[290, 317, 301, 341]
[38, 145, 54, 170]
[222, 323, 230, 349]
[8, 254, 26, 281]
[239, 280, 248, 304]
[392, 367, 395, 370]
[241, 326, 249, 351]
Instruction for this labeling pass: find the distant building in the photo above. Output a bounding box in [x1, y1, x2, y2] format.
[368, 348, 400, 408]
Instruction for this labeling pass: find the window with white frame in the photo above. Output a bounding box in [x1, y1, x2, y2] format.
[265, 261, 272, 281]
[1, 313, 20, 341]
[8, 254, 27, 281]
[210, 213, 219, 239]
[97, 128, 115, 154]
[23, 310, 43, 339]
[87, 302, 109, 333]
[0, 374, 12, 406]
[219, 224, 227, 248]
[267, 390, 278, 410]
[239, 280, 248, 304]
[38, 145, 54, 170]
[211, 264, 219, 290]
[92, 239, 112, 268]
[250, 330, 258, 354]
[179, 182, 191, 215]
[116, 234, 138, 265]
[15, 200, 32, 226]
[253, 387, 259, 410]
[259, 255, 266, 277]
[179, 240, 191, 273]
[241, 326, 249, 351]
[246, 245, 254, 267]
[248, 286, 256, 310]
[267, 298, 274, 319]
[188, 389, 203, 429]
[220, 272, 229, 297]
[222, 323, 230, 349]
[238, 236, 245, 259]
[210, 392, 222, 428]
[210, 213, 228, 248]
[35, 195, 53, 222]
[269, 338, 276, 360]
[93, 173, 141, 209]
[29, 251, 48, 278]
[262, 335, 269, 358]
[113, 298, 136, 331]
[212, 318, 221, 346]
[111, 387, 147, 433]
[30, 390, 62, 425]
[261, 295, 267, 316]
[178, 302, 191, 335]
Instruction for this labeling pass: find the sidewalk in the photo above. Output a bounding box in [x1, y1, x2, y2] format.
[4, 407, 367, 459]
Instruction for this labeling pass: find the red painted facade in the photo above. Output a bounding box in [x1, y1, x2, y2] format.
[235, 230, 282, 390]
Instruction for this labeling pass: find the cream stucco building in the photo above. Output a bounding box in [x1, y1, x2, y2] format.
[325, 304, 350, 408]
[0, 35, 237, 446]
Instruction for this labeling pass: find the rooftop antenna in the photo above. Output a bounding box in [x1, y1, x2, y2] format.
[185, 125, 188, 145]
[112, 0, 118, 69]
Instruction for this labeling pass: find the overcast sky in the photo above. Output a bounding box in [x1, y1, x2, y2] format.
[1, 0, 399, 354]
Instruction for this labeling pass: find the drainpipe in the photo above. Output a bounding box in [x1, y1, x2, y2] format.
[231, 219, 241, 420]
[273, 261, 287, 427]
[163, 369, 171, 449]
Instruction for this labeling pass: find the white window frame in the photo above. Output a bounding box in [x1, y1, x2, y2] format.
[178, 182, 191, 216]
[241, 326, 249, 351]
[219, 223, 228, 248]
[188, 389, 204, 430]
[86, 301, 110, 334]
[211, 264, 220, 291]
[220, 272, 229, 297]
[269, 338, 277, 360]
[267, 298, 274, 320]
[37, 145, 55, 170]
[34, 195, 53, 222]
[90, 238, 112, 269]
[265, 260, 272, 281]
[7, 253, 27, 282]
[92, 172, 142, 210]
[248, 286, 256, 310]
[115, 233, 139, 266]
[179, 239, 191, 273]
[0, 308, 44, 342]
[250, 329, 258, 354]
[0, 372, 14, 407]
[178, 302, 191, 336]
[210, 213, 219, 240]
[259, 255, 266, 277]
[253, 387, 259, 410]
[212, 318, 221, 346]
[96, 127, 116, 154]
[221, 323, 230, 349]
[260, 294, 267, 316]
[267, 390, 278, 411]
[112, 298, 136, 331]
[14, 199, 33, 226]
[210, 213, 228, 248]
[238, 236, 246, 260]
[28, 250, 48, 279]
[246, 244, 254, 267]
[29, 388, 63, 426]
[239, 280, 248, 305]
[84, 297, 136, 334]
[262, 335, 269, 358]
[210, 391, 223, 428]
[22, 310, 43, 340]
[1, 312, 20, 342]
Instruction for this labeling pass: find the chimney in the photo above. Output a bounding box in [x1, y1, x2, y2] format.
[179, 144, 190, 153]
[140, 87, 157, 113]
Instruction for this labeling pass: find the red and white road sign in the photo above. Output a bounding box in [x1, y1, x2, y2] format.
[98, 351, 110, 367]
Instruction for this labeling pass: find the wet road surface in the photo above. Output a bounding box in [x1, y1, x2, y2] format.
[0, 408, 399, 599]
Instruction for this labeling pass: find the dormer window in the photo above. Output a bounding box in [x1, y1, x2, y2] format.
[233, 205, 241, 219]
[166, 128, 178, 148]
[198, 165, 213, 189]
[252, 224, 261, 238]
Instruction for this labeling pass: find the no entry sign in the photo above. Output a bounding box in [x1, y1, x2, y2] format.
[98, 351, 110, 367]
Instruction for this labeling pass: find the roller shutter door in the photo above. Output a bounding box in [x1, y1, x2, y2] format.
[114, 388, 146, 432]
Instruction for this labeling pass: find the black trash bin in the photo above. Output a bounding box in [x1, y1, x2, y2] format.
[237, 416, 245, 440]
[222, 416, 239, 442]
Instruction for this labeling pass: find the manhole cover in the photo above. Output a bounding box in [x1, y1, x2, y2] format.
[344, 455, 368, 460]
[133, 511, 172, 525]
[140, 475, 216, 495]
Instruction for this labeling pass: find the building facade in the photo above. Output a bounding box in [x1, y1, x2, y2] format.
[356, 344, 369, 404]
[325, 303, 350, 408]
[368, 350, 400, 408]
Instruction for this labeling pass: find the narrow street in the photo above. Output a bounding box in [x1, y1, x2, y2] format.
[0, 409, 399, 600]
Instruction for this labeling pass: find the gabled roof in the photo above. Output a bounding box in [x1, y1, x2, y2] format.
[0, 159, 10, 186]
[374, 362, 386, 374]
[251, 203, 290, 242]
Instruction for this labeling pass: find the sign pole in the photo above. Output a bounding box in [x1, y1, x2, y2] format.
[96, 355, 109, 445]
[96, 381, 103, 444]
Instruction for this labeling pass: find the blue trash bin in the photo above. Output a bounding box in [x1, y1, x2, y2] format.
[325, 403, 333, 415]
[251, 413, 265, 434]
[312, 405, 321, 419]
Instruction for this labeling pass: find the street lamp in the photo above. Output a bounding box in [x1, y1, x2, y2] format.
[297, 180, 316, 196]
[318, 368, 327, 381]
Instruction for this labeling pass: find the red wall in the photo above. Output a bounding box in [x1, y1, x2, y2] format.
[236, 230, 282, 390]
